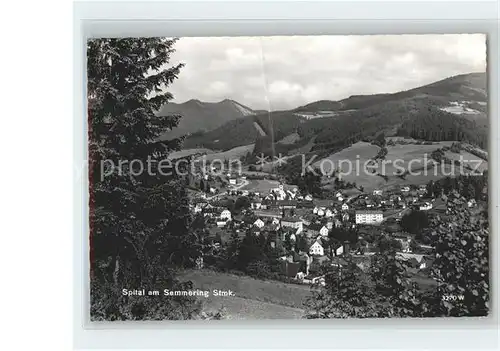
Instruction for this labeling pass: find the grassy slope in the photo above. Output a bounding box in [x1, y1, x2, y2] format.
[313, 141, 487, 192]
[179, 269, 309, 319]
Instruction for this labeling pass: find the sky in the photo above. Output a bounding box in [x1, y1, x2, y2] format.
[166, 34, 486, 111]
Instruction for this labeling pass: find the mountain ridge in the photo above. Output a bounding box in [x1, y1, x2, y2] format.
[164, 72, 487, 158]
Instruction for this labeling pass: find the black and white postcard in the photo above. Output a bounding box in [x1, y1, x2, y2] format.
[88, 34, 489, 320]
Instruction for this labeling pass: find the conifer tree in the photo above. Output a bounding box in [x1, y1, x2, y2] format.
[88, 38, 202, 320]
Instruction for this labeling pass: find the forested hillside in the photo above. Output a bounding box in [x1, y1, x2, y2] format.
[181, 72, 487, 156]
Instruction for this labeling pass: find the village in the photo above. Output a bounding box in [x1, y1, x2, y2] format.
[187, 169, 483, 288]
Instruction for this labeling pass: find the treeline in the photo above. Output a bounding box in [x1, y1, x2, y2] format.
[396, 107, 487, 149]
[426, 173, 488, 201]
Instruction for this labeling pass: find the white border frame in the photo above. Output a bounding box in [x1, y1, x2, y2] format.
[74, 1, 500, 349]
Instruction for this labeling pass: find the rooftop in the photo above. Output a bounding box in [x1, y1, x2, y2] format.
[355, 210, 383, 215]
[281, 217, 303, 223]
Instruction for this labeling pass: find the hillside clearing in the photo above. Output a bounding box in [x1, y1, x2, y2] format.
[314, 141, 486, 192]
[196, 144, 255, 163]
[168, 148, 214, 160]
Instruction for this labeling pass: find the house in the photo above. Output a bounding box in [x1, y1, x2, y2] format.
[467, 199, 477, 208]
[216, 220, 227, 227]
[317, 208, 325, 216]
[331, 218, 342, 228]
[394, 235, 412, 252]
[229, 177, 237, 185]
[355, 210, 383, 225]
[309, 241, 325, 256]
[281, 217, 303, 233]
[278, 200, 298, 210]
[373, 189, 383, 196]
[251, 199, 262, 210]
[342, 203, 349, 211]
[304, 194, 313, 201]
[419, 202, 432, 211]
[220, 209, 232, 221]
[325, 209, 334, 218]
[334, 245, 344, 256]
[401, 186, 410, 192]
[396, 253, 429, 270]
[325, 220, 334, 230]
[341, 212, 350, 222]
[253, 218, 265, 228]
[305, 224, 329, 237]
[203, 207, 219, 218]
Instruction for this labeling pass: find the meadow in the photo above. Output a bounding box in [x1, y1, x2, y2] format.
[179, 269, 309, 319]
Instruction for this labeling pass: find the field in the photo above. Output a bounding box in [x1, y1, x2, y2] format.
[444, 150, 488, 173]
[313, 141, 486, 192]
[196, 144, 255, 163]
[277, 132, 300, 144]
[242, 179, 281, 193]
[313, 141, 381, 190]
[168, 148, 214, 160]
[179, 269, 309, 319]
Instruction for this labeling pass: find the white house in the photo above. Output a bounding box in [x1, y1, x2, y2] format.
[334, 245, 344, 256]
[304, 194, 313, 201]
[467, 199, 477, 208]
[317, 208, 325, 216]
[419, 202, 432, 211]
[342, 203, 349, 211]
[220, 209, 232, 221]
[373, 189, 383, 196]
[216, 220, 227, 227]
[229, 178, 237, 185]
[251, 200, 262, 210]
[355, 210, 383, 225]
[396, 253, 427, 269]
[313, 206, 319, 214]
[325, 209, 334, 218]
[401, 186, 410, 192]
[342, 212, 350, 222]
[309, 241, 324, 256]
[254, 218, 265, 228]
[319, 225, 329, 237]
